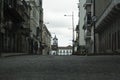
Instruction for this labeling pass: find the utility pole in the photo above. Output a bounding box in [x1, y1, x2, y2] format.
[64, 12, 75, 55]
[72, 12, 75, 55]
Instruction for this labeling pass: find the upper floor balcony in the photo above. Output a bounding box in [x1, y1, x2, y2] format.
[96, 0, 120, 32]
[4, 1, 23, 22]
[4, 0, 30, 22]
[84, 0, 92, 13]
[84, 30, 91, 40]
[20, 0, 31, 19]
[84, 14, 92, 30]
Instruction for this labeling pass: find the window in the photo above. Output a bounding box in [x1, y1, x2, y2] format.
[66, 50, 68, 53]
[87, 12, 91, 24]
[63, 50, 65, 53]
[59, 50, 62, 53]
[39, 0, 42, 6]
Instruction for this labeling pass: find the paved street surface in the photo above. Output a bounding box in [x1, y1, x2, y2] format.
[0, 55, 120, 80]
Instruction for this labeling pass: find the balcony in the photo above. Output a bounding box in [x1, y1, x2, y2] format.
[84, 14, 92, 29]
[84, 1, 92, 13]
[96, 0, 120, 31]
[4, 0, 30, 22]
[21, 0, 30, 18]
[17, 0, 30, 18]
[84, 30, 91, 40]
[4, 3, 24, 22]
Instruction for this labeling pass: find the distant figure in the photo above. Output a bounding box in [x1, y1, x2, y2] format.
[34, 41, 38, 54]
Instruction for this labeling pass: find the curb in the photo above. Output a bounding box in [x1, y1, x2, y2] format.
[1, 53, 29, 57]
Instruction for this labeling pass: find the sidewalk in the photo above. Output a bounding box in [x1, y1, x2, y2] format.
[1, 53, 29, 57]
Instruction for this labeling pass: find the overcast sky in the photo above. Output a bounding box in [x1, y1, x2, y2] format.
[43, 0, 79, 46]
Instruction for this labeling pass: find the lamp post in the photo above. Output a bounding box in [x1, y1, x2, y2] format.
[64, 12, 75, 55]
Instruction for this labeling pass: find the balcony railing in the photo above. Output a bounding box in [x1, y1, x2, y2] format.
[84, 30, 91, 40]
[18, 0, 30, 19]
[4, 4, 24, 22]
[96, 0, 120, 28]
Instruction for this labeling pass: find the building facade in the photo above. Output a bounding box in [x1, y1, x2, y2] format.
[0, 0, 4, 56]
[95, 0, 120, 53]
[42, 24, 51, 55]
[0, 0, 44, 55]
[27, 0, 43, 54]
[75, 25, 79, 53]
[83, 0, 120, 54]
[0, 0, 31, 54]
[58, 46, 72, 56]
[39, 0, 43, 54]
[83, 0, 93, 53]
[29, 0, 40, 54]
[75, 0, 86, 54]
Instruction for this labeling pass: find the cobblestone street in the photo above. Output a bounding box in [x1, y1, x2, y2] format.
[0, 55, 120, 80]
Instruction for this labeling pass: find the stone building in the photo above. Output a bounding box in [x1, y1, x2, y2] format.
[83, 0, 120, 54]
[76, 0, 86, 54]
[58, 46, 72, 56]
[29, 0, 40, 54]
[25, 0, 43, 54]
[42, 24, 51, 55]
[0, 0, 31, 54]
[0, 0, 44, 55]
[83, 0, 93, 53]
[39, 0, 43, 54]
[75, 25, 79, 53]
[95, 0, 120, 53]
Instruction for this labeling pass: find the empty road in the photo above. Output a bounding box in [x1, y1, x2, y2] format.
[0, 55, 120, 80]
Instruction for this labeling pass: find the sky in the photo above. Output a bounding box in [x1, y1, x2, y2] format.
[43, 0, 79, 46]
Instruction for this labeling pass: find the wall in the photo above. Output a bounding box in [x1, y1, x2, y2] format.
[42, 24, 51, 55]
[79, 0, 86, 46]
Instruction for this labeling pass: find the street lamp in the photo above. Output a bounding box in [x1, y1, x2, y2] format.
[64, 12, 75, 55]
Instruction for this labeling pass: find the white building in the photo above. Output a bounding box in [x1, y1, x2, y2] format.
[58, 46, 72, 56]
[78, 0, 86, 46]
[75, 0, 86, 54]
